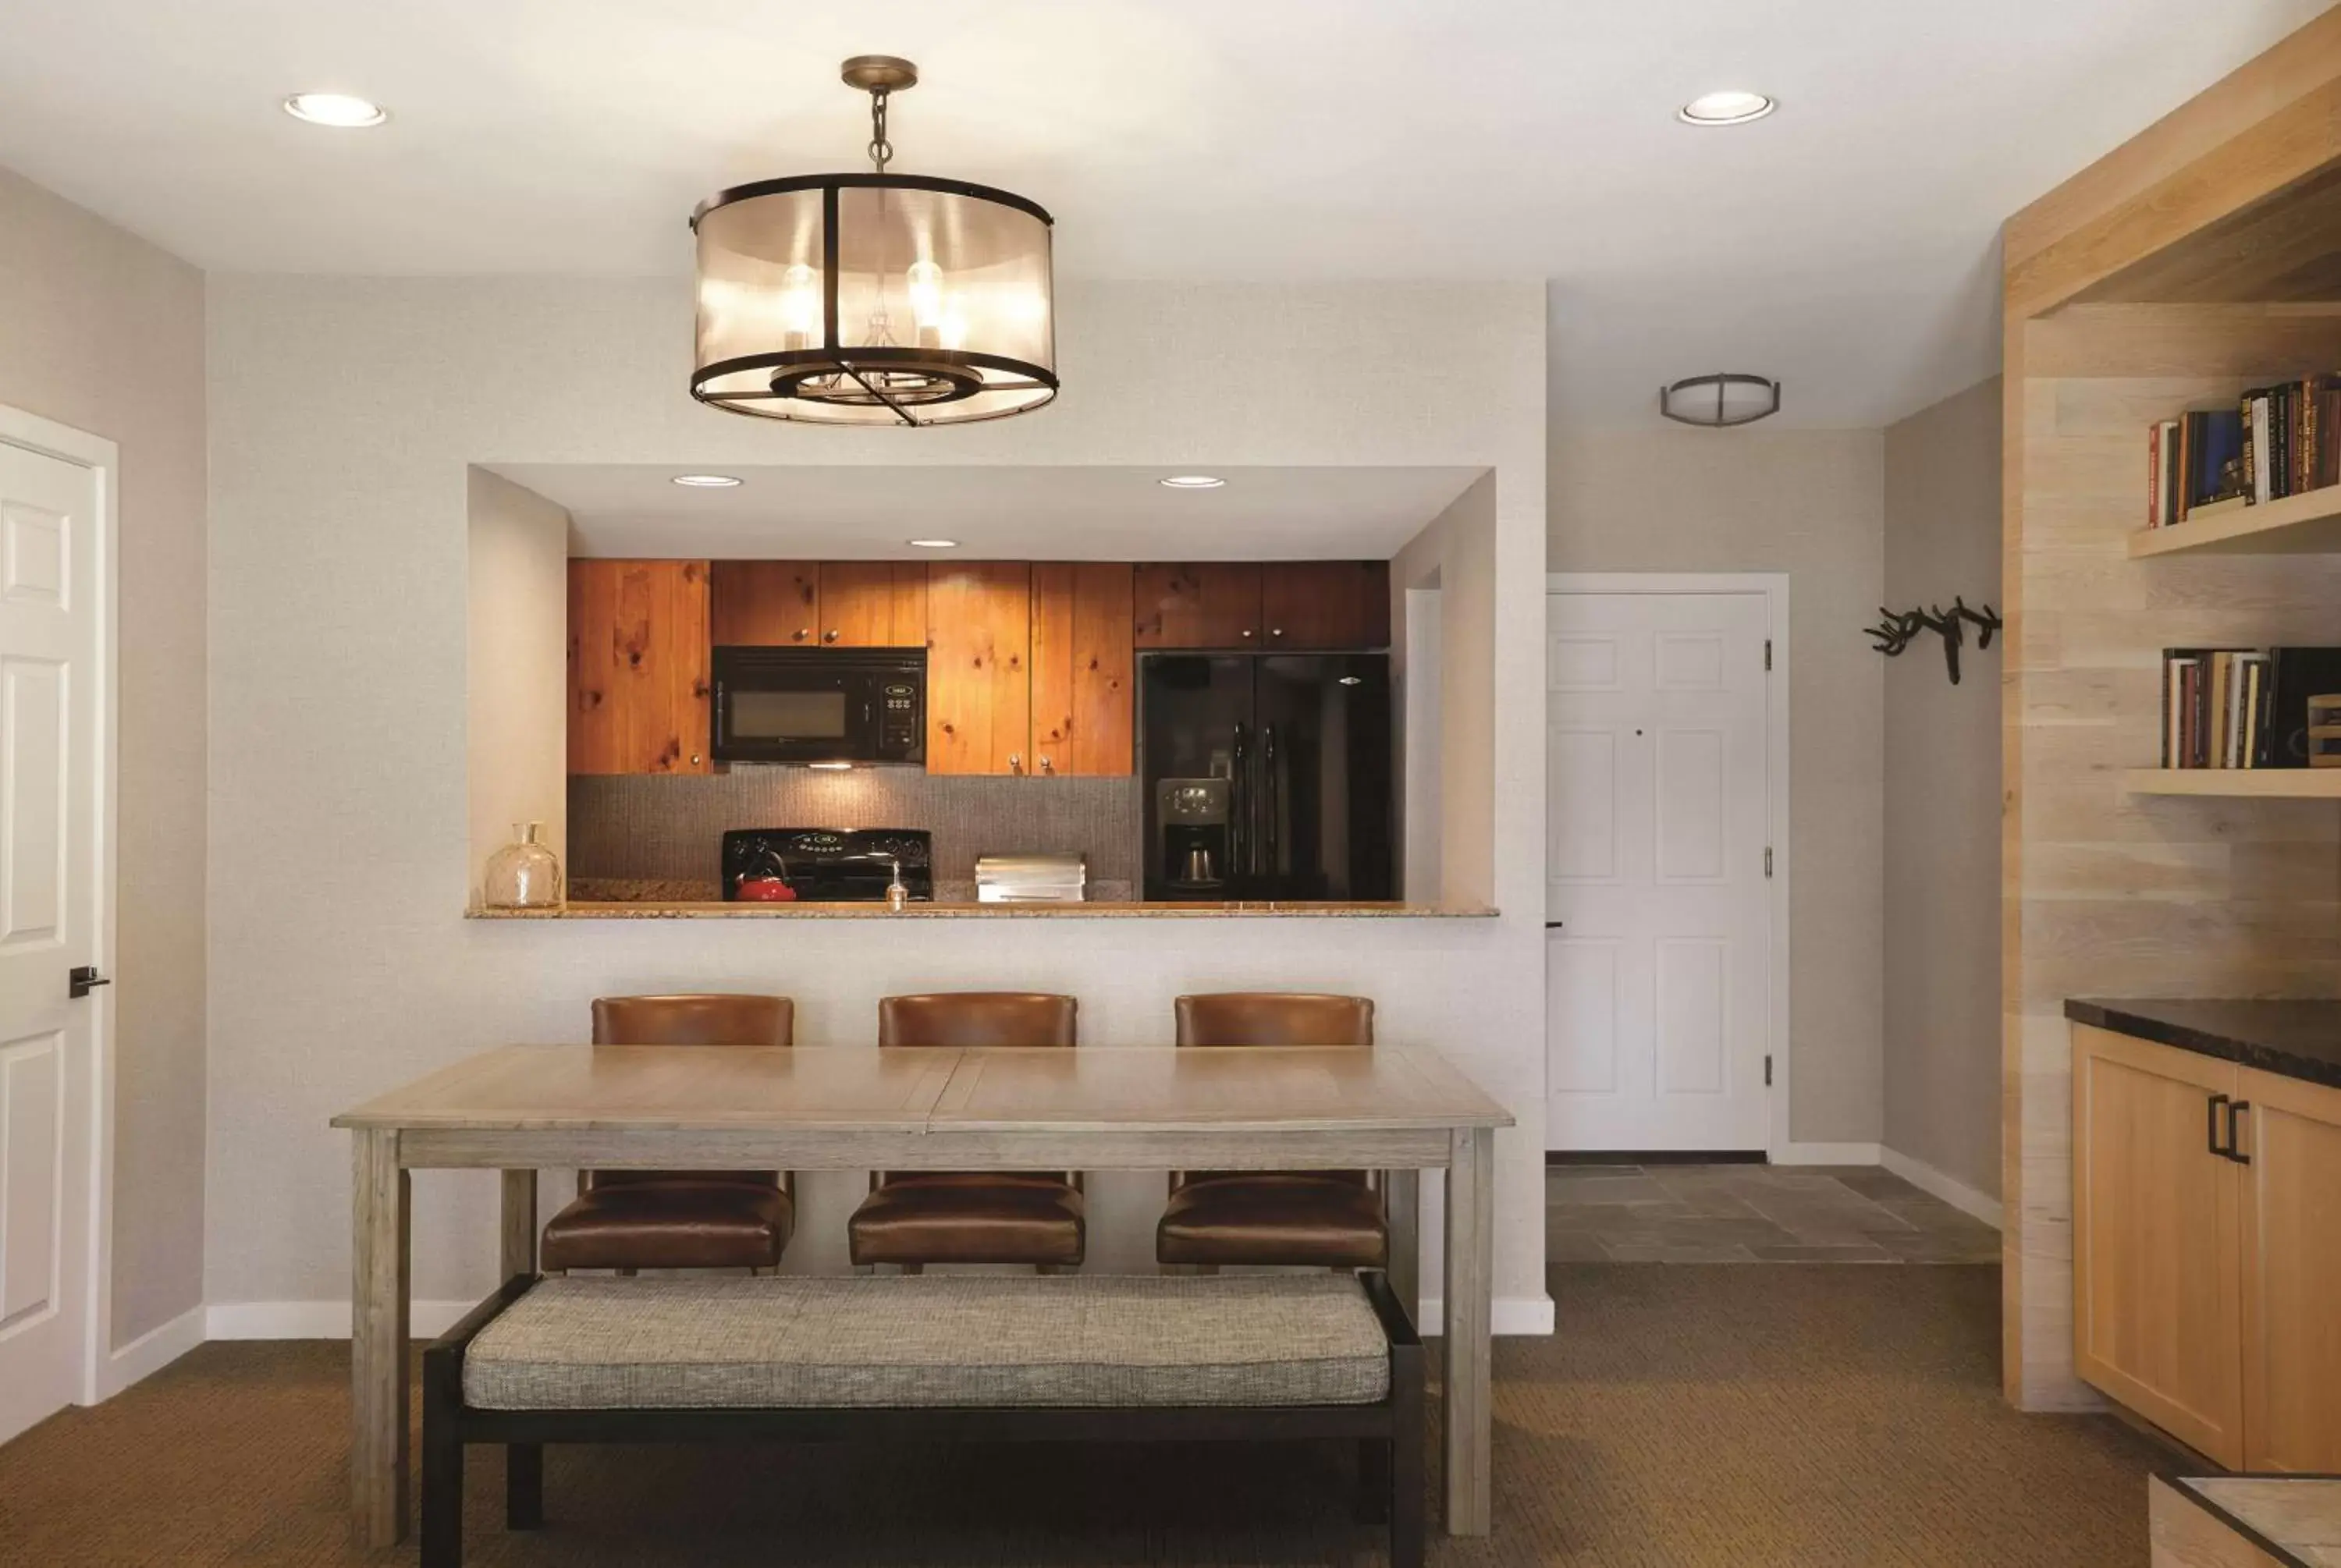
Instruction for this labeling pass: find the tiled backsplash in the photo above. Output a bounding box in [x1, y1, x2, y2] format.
[568, 771, 1142, 899]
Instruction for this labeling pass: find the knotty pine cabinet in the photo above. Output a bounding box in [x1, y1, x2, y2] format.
[567, 559, 712, 775]
[1134, 561, 1390, 649]
[2072, 1023, 2341, 1470]
[924, 562, 1033, 775]
[709, 561, 819, 647]
[818, 562, 929, 647]
[1030, 563, 1135, 776]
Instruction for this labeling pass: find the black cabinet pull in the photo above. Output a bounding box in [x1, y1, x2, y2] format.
[2226, 1101, 2252, 1165]
[2208, 1092, 2232, 1158]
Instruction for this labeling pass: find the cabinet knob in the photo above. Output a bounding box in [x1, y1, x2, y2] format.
[1270, 627, 1285, 638]
[690, 754, 702, 765]
[823, 630, 839, 643]
[1241, 629, 1255, 639]
[1009, 753, 1023, 775]
[792, 629, 808, 642]
[1040, 756, 1054, 774]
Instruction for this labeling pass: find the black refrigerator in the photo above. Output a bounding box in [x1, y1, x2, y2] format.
[1139, 653, 1394, 902]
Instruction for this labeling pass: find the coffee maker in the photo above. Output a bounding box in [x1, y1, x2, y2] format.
[1154, 777, 1231, 892]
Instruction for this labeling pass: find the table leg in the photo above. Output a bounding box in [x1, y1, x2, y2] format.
[1442, 1125, 1494, 1535]
[350, 1128, 410, 1548]
[1384, 1167, 1420, 1323]
[500, 1169, 537, 1281]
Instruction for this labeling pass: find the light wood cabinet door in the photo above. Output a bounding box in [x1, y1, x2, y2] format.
[2237, 1065, 2341, 1471]
[567, 559, 711, 775]
[2073, 1023, 2244, 1466]
[1133, 563, 1263, 648]
[925, 563, 1032, 775]
[1259, 560, 1391, 649]
[709, 561, 819, 647]
[818, 562, 929, 648]
[1030, 563, 1135, 776]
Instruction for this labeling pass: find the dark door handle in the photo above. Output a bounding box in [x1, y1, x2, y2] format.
[69, 965, 109, 999]
[1545, 921, 1565, 928]
[2208, 1092, 2232, 1158]
[2226, 1101, 2252, 1165]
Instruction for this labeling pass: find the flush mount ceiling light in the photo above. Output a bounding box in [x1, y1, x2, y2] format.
[1159, 475, 1226, 490]
[905, 537, 959, 548]
[690, 55, 1057, 428]
[282, 91, 389, 128]
[1659, 373, 1782, 427]
[1678, 90, 1776, 126]
[670, 473, 743, 488]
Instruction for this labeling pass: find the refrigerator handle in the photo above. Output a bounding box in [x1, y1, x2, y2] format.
[1262, 723, 1279, 880]
[1229, 722, 1249, 877]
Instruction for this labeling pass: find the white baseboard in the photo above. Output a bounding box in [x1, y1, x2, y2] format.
[96, 1304, 204, 1398]
[1878, 1146, 2003, 1229]
[205, 1300, 477, 1340]
[1772, 1141, 1881, 1165]
[1416, 1293, 1554, 1337]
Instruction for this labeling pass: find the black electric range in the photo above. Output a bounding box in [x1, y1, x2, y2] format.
[720, 828, 934, 903]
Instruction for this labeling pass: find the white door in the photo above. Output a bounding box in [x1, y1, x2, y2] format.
[0, 434, 104, 1443]
[1546, 589, 1772, 1151]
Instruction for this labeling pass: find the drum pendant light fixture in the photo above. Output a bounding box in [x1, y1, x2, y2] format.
[689, 56, 1058, 427]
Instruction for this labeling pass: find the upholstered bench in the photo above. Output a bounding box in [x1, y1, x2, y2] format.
[421, 1271, 1423, 1567]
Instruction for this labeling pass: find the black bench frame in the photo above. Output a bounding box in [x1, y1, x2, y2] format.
[421, 1270, 1424, 1568]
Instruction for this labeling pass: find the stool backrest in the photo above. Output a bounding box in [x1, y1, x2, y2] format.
[1174, 993, 1373, 1048]
[878, 992, 1078, 1048]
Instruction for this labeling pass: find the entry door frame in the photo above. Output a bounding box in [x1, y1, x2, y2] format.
[0, 401, 119, 1408]
[1543, 573, 1792, 1161]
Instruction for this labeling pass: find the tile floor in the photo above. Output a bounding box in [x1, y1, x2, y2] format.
[1547, 1161, 2002, 1263]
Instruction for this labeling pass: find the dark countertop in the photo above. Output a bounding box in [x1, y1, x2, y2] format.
[2066, 999, 2341, 1091]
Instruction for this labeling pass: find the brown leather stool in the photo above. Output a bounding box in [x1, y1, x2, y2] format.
[1156, 994, 1387, 1271]
[848, 993, 1083, 1272]
[539, 995, 796, 1274]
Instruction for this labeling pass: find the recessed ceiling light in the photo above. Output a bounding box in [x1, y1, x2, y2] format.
[282, 92, 389, 128]
[906, 537, 959, 548]
[1678, 90, 1776, 126]
[1160, 475, 1226, 490]
[670, 474, 742, 488]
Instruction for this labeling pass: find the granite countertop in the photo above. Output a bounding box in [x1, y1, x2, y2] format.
[471, 900, 1498, 920]
[2066, 998, 2341, 1091]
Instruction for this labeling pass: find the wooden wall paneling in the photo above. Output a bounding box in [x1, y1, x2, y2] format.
[709, 561, 819, 647]
[1260, 560, 1392, 649]
[2070, 1024, 2244, 1467]
[2236, 1065, 2341, 1472]
[2076, 162, 2341, 305]
[1133, 562, 1263, 647]
[567, 559, 710, 775]
[1031, 562, 1135, 776]
[819, 562, 929, 647]
[925, 563, 1033, 775]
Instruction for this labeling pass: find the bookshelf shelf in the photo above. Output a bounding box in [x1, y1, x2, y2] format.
[2130, 483, 2341, 558]
[2122, 768, 2341, 798]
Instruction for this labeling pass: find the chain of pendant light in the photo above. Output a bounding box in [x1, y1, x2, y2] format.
[867, 87, 894, 174]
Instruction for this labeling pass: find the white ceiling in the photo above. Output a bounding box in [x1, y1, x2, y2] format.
[503, 464, 1486, 560]
[1, 1, 2326, 426]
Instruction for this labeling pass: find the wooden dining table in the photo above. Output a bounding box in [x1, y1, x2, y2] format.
[332, 1043, 1513, 1548]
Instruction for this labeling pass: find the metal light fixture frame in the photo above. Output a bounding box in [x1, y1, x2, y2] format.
[1658, 373, 1782, 427]
[689, 57, 1059, 428]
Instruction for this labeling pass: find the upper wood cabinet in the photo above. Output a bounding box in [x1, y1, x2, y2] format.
[2073, 1023, 2245, 1467]
[2237, 1064, 2341, 1471]
[1134, 561, 1391, 649]
[709, 561, 819, 647]
[567, 559, 712, 775]
[925, 563, 1033, 775]
[1261, 561, 1391, 650]
[818, 562, 929, 648]
[1030, 563, 1135, 777]
[1134, 563, 1265, 648]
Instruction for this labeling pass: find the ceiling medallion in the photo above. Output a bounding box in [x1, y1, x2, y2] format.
[689, 56, 1058, 427]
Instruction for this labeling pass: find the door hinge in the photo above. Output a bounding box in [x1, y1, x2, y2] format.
[1764, 1054, 1774, 1087]
[1764, 846, 1773, 878]
[1764, 638, 1772, 672]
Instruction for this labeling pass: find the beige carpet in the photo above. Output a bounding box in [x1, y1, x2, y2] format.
[0, 1266, 2168, 1566]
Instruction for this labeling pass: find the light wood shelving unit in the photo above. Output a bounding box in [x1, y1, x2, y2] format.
[2002, 9, 2341, 1416]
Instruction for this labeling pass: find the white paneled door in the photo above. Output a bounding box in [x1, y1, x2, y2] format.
[0, 435, 104, 1444]
[1547, 589, 1773, 1151]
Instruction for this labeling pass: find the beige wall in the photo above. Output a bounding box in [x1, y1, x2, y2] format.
[0, 166, 208, 1347]
[204, 276, 1553, 1322]
[465, 469, 570, 906]
[1547, 426, 1887, 1145]
[1394, 473, 1497, 910]
[1882, 378, 2002, 1201]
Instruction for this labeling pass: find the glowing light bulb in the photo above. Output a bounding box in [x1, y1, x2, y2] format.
[907, 260, 945, 347]
[781, 264, 819, 352]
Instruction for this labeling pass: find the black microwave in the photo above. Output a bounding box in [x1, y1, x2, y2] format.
[711, 647, 925, 765]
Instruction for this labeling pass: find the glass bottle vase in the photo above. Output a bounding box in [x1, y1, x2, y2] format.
[484, 821, 562, 910]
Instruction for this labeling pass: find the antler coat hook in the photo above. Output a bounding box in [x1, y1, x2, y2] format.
[1865, 597, 2001, 684]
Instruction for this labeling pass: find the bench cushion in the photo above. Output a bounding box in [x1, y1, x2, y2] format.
[462, 1273, 1391, 1411]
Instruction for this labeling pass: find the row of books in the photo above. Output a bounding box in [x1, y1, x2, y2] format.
[2162, 646, 2341, 768]
[2145, 377, 2341, 528]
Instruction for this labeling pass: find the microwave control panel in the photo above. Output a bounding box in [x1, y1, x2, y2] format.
[879, 681, 922, 755]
